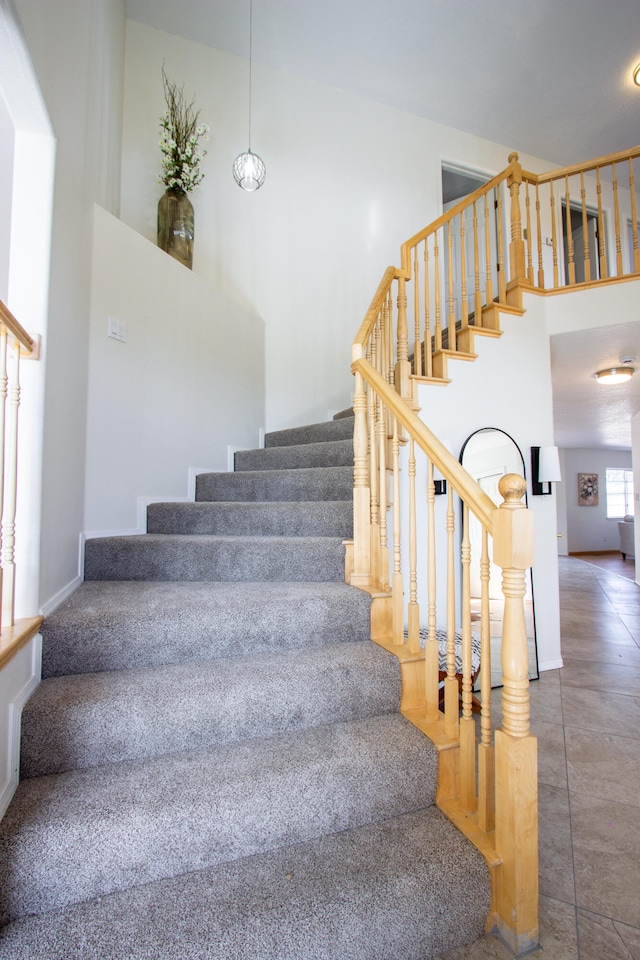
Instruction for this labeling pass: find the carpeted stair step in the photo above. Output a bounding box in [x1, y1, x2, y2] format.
[0, 714, 438, 924]
[196, 465, 352, 502]
[40, 581, 372, 678]
[333, 406, 354, 419]
[21, 642, 401, 777]
[265, 416, 354, 448]
[146, 500, 352, 537]
[235, 438, 353, 472]
[84, 534, 346, 582]
[0, 808, 490, 960]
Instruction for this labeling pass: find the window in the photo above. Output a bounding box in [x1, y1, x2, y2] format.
[605, 468, 635, 519]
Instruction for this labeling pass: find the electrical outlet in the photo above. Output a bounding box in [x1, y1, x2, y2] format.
[108, 317, 126, 343]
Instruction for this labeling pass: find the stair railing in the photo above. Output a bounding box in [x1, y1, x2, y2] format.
[351, 337, 537, 954]
[518, 146, 640, 289]
[395, 148, 640, 388]
[0, 298, 42, 671]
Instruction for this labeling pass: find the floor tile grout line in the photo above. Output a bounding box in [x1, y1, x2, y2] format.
[557, 664, 582, 959]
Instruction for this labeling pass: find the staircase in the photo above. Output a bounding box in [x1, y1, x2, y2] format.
[0, 413, 490, 959]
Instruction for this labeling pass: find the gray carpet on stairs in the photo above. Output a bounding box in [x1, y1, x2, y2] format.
[40, 581, 373, 677]
[196, 464, 353, 502]
[235, 438, 353, 471]
[84, 533, 346, 582]
[0, 809, 490, 960]
[1, 715, 438, 923]
[147, 499, 353, 536]
[22, 642, 401, 776]
[1, 410, 491, 957]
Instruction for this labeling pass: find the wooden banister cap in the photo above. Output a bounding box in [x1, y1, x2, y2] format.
[499, 473, 527, 506]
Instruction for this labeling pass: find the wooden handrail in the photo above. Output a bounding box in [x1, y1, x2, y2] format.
[352, 356, 496, 531]
[522, 144, 640, 185]
[353, 266, 407, 360]
[0, 299, 36, 355]
[400, 165, 513, 268]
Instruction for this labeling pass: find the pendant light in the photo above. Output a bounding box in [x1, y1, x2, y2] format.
[233, 0, 266, 191]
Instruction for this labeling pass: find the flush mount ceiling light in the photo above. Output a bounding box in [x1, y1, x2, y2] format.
[233, 0, 266, 192]
[634, 63, 640, 86]
[593, 364, 635, 384]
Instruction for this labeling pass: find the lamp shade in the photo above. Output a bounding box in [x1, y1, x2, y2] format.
[538, 445, 562, 483]
[233, 150, 266, 192]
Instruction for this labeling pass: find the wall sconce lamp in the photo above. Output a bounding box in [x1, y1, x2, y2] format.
[634, 63, 640, 87]
[531, 445, 562, 496]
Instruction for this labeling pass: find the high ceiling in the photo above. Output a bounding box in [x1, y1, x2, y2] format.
[125, 0, 640, 449]
[126, 0, 640, 167]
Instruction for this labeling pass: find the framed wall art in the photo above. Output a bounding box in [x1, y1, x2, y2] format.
[578, 473, 598, 506]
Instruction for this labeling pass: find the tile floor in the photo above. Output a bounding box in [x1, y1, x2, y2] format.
[435, 555, 640, 959]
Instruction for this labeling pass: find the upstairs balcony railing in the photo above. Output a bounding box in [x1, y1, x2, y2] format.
[398, 146, 640, 385]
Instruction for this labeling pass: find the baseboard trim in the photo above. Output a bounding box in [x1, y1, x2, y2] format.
[40, 576, 83, 618]
[538, 658, 563, 672]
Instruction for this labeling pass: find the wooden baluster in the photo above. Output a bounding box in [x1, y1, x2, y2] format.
[460, 502, 477, 812]
[473, 200, 482, 325]
[350, 369, 371, 587]
[391, 417, 403, 644]
[612, 161, 624, 276]
[395, 277, 411, 402]
[460, 213, 469, 330]
[424, 239, 433, 378]
[446, 221, 456, 352]
[425, 458, 439, 720]
[484, 192, 494, 306]
[2, 338, 21, 627]
[596, 168, 608, 279]
[367, 340, 380, 590]
[385, 291, 394, 386]
[525, 181, 534, 284]
[535, 183, 544, 288]
[493, 474, 538, 954]
[496, 187, 507, 303]
[507, 152, 527, 284]
[413, 245, 422, 377]
[477, 527, 495, 832]
[444, 483, 459, 738]
[377, 393, 389, 592]
[0, 328, 7, 624]
[407, 438, 420, 653]
[580, 171, 591, 282]
[550, 180, 559, 287]
[434, 232, 443, 352]
[629, 158, 640, 273]
[565, 175, 575, 286]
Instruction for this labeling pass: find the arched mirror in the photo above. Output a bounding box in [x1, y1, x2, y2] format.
[460, 428, 539, 686]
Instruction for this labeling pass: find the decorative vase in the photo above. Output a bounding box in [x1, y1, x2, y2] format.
[157, 188, 194, 270]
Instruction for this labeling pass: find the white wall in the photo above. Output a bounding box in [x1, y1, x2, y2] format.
[0, 90, 13, 301]
[415, 294, 562, 673]
[631, 409, 640, 583]
[562, 447, 632, 553]
[120, 21, 565, 436]
[12, 0, 125, 610]
[85, 206, 264, 534]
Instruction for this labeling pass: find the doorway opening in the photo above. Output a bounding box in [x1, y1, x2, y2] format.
[561, 203, 600, 284]
[441, 164, 498, 323]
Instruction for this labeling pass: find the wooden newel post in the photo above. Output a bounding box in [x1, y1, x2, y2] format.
[507, 153, 529, 286]
[350, 365, 372, 586]
[492, 473, 538, 956]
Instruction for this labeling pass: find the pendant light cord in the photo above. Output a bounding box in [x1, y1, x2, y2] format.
[248, 0, 253, 150]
